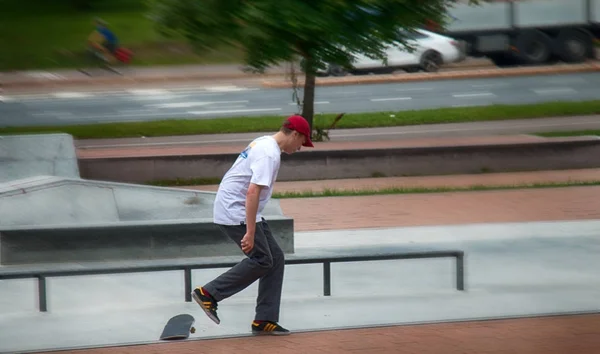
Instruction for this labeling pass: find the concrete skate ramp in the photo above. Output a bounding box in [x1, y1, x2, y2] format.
[0, 133, 79, 183]
[0, 176, 294, 265]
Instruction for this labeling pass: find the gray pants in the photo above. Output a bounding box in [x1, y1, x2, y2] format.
[203, 218, 285, 322]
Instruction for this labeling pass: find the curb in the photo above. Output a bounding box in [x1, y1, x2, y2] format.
[261, 62, 600, 88]
[77, 136, 600, 184]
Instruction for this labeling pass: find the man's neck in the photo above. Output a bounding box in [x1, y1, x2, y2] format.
[272, 132, 286, 151]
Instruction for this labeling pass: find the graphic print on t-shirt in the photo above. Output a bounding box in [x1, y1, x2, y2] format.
[240, 142, 256, 159]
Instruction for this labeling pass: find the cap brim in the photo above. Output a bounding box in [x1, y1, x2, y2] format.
[303, 139, 314, 147]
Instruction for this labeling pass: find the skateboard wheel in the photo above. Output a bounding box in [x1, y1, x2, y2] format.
[191, 327, 196, 334]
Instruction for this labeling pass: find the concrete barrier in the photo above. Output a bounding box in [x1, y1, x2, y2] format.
[0, 176, 294, 265]
[0, 133, 80, 183]
[77, 137, 600, 184]
[0, 134, 295, 265]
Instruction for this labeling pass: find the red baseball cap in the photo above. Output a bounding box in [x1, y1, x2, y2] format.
[283, 115, 314, 147]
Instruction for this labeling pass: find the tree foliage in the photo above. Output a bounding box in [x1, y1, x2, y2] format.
[149, 0, 477, 132]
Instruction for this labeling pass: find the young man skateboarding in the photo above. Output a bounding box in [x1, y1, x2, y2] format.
[192, 115, 314, 336]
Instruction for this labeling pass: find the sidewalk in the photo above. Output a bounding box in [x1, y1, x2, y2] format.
[49, 313, 600, 354]
[181, 168, 600, 232]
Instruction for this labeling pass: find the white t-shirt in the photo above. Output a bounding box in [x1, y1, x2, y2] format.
[213, 136, 281, 225]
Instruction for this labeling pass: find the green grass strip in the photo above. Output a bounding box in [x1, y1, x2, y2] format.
[1, 100, 600, 139]
[269, 181, 600, 199]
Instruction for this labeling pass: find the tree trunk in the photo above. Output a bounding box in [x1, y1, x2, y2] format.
[301, 69, 316, 132]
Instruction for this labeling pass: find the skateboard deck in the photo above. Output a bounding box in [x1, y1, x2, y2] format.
[160, 314, 196, 340]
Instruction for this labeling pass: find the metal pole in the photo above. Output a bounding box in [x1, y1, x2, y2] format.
[184, 268, 192, 302]
[456, 254, 465, 291]
[323, 262, 331, 296]
[37, 276, 47, 312]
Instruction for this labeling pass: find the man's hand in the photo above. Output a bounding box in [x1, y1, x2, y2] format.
[241, 232, 255, 254]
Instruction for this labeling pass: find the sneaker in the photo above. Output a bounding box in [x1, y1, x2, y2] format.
[192, 287, 220, 324]
[251, 321, 291, 336]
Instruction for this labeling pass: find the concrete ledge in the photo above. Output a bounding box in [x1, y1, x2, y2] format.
[0, 176, 294, 265]
[77, 137, 600, 184]
[0, 216, 293, 265]
[262, 62, 600, 88]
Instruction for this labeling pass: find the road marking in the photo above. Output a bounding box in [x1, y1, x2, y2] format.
[188, 108, 282, 115]
[147, 100, 249, 109]
[25, 71, 65, 80]
[52, 92, 92, 99]
[204, 86, 258, 92]
[452, 92, 494, 98]
[288, 101, 329, 105]
[69, 112, 187, 120]
[0, 95, 15, 103]
[532, 87, 577, 95]
[127, 89, 172, 95]
[370, 97, 412, 102]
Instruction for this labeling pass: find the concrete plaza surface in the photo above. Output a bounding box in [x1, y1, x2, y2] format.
[1, 219, 600, 353]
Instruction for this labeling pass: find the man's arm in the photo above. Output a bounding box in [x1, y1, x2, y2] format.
[245, 182, 264, 236]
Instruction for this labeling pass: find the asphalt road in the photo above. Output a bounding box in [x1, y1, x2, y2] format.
[1, 72, 600, 127]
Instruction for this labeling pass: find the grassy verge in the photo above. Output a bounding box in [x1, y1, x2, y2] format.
[2, 100, 600, 139]
[534, 130, 600, 138]
[268, 181, 600, 199]
[148, 179, 600, 197]
[0, 0, 242, 71]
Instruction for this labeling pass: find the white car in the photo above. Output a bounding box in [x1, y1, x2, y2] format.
[318, 28, 466, 76]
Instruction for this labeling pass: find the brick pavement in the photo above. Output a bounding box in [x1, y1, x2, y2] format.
[183, 169, 600, 231]
[183, 168, 600, 193]
[280, 185, 600, 231]
[48, 313, 600, 354]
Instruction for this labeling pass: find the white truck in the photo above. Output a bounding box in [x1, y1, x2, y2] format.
[429, 0, 600, 66]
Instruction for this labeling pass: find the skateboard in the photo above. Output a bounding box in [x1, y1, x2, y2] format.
[160, 314, 196, 340]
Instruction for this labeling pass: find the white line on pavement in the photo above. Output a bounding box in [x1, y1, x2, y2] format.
[370, 97, 412, 102]
[127, 89, 172, 95]
[288, 101, 329, 105]
[188, 108, 282, 115]
[452, 92, 494, 98]
[147, 100, 249, 109]
[52, 92, 93, 99]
